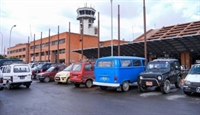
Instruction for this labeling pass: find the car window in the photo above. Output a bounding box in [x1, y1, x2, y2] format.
[72, 64, 82, 71]
[133, 60, 141, 66]
[13, 65, 30, 73]
[6, 66, 11, 73]
[121, 60, 132, 67]
[84, 64, 92, 71]
[47, 67, 55, 72]
[97, 60, 113, 67]
[64, 64, 73, 71]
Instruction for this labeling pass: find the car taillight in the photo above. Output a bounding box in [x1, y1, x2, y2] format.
[0, 78, 3, 83]
[10, 76, 13, 82]
[40, 69, 43, 72]
[114, 76, 117, 82]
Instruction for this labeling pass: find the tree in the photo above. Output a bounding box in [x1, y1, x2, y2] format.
[10, 56, 19, 60]
[0, 54, 5, 59]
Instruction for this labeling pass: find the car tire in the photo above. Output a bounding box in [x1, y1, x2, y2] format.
[40, 80, 44, 82]
[6, 82, 12, 90]
[175, 76, 181, 88]
[58, 82, 62, 84]
[74, 83, 80, 87]
[26, 84, 31, 88]
[138, 85, 147, 92]
[100, 86, 107, 90]
[121, 81, 129, 92]
[183, 91, 192, 96]
[66, 78, 71, 84]
[161, 79, 171, 94]
[85, 80, 93, 88]
[44, 77, 50, 83]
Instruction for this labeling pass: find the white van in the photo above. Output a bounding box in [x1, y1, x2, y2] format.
[2, 64, 32, 89]
[183, 63, 200, 96]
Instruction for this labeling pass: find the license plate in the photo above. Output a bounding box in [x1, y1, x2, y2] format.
[196, 87, 200, 93]
[146, 81, 153, 86]
[20, 77, 25, 79]
[102, 77, 107, 81]
[73, 76, 77, 78]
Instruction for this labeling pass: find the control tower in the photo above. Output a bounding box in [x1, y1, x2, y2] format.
[76, 4, 97, 36]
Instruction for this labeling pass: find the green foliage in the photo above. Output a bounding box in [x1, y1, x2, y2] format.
[0, 55, 5, 59]
[10, 56, 19, 60]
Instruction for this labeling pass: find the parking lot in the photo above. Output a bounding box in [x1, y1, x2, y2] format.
[0, 80, 200, 115]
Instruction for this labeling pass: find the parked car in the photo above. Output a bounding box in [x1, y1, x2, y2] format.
[0, 69, 4, 91]
[32, 62, 54, 79]
[138, 58, 182, 94]
[1, 63, 32, 89]
[70, 61, 95, 88]
[36, 64, 66, 82]
[93, 56, 147, 92]
[183, 63, 200, 96]
[54, 64, 73, 84]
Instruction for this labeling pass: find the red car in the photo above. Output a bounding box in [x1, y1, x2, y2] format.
[36, 64, 66, 82]
[70, 61, 95, 88]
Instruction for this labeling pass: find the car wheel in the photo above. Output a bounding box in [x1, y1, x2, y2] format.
[6, 82, 12, 90]
[74, 83, 80, 87]
[161, 79, 171, 94]
[121, 81, 129, 92]
[26, 84, 31, 88]
[184, 91, 192, 96]
[138, 85, 147, 92]
[40, 80, 44, 82]
[175, 76, 181, 88]
[66, 78, 71, 84]
[85, 80, 93, 88]
[44, 77, 50, 83]
[100, 86, 108, 90]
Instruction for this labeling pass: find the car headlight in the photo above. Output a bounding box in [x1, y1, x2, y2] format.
[139, 76, 143, 79]
[157, 76, 162, 80]
[184, 80, 191, 85]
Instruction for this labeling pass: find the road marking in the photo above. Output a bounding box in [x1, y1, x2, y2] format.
[140, 92, 161, 97]
[166, 95, 186, 100]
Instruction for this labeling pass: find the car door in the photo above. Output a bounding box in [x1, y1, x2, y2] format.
[2, 66, 11, 84]
[83, 63, 94, 82]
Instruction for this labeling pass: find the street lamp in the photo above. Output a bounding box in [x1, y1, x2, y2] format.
[110, 0, 113, 56]
[0, 32, 3, 55]
[9, 25, 16, 57]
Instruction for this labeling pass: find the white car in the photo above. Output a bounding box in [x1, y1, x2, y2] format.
[183, 63, 200, 95]
[2, 64, 32, 89]
[0, 69, 4, 91]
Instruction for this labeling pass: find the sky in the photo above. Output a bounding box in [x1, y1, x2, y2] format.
[0, 0, 200, 55]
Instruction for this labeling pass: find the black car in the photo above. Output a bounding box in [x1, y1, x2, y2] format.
[138, 58, 182, 94]
[32, 62, 55, 79]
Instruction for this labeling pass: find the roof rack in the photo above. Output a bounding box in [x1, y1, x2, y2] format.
[2, 61, 26, 66]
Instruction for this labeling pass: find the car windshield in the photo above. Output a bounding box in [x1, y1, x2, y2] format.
[72, 64, 82, 71]
[46, 67, 55, 72]
[37, 64, 44, 69]
[146, 61, 169, 70]
[188, 65, 200, 74]
[64, 64, 73, 71]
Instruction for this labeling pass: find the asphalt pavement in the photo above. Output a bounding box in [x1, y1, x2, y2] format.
[0, 80, 200, 115]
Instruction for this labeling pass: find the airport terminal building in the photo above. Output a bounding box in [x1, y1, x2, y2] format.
[7, 6, 200, 70]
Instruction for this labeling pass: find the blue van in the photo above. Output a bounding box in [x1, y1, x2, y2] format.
[93, 56, 147, 92]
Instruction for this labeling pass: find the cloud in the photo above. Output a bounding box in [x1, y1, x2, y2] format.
[0, 0, 199, 55]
